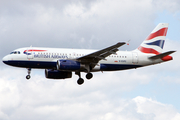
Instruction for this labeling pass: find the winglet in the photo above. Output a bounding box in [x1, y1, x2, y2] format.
[126, 40, 131, 45]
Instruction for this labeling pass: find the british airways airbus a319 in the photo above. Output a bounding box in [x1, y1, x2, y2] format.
[2, 23, 176, 85]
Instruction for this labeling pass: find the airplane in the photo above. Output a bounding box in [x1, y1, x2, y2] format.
[2, 23, 176, 85]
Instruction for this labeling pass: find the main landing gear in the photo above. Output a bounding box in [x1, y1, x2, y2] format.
[26, 68, 31, 80]
[75, 71, 93, 85]
[86, 73, 93, 79]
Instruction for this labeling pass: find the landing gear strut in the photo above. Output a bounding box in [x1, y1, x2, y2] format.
[75, 71, 84, 85]
[26, 68, 31, 80]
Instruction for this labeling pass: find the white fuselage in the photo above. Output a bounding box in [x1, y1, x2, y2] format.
[2, 47, 163, 72]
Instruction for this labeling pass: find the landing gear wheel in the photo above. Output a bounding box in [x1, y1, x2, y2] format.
[86, 73, 93, 79]
[77, 78, 84, 85]
[26, 68, 31, 80]
[26, 75, 31, 79]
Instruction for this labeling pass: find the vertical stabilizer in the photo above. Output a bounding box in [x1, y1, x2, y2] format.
[137, 23, 169, 54]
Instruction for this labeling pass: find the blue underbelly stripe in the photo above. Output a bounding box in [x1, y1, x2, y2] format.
[100, 64, 142, 71]
[3, 60, 56, 69]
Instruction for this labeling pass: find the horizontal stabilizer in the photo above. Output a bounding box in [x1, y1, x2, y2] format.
[148, 51, 176, 60]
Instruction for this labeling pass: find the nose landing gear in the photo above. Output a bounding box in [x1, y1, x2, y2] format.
[26, 68, 31, 80]
[26, 75, 31, 79]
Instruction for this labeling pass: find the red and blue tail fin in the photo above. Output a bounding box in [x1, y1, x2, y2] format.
[138, 23, 169, 55]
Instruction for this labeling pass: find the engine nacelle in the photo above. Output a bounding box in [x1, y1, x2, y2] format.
[45, 69, 72, 79]
[57, 60, 84, 71]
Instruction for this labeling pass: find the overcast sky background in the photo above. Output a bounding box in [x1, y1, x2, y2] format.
[0, 0, 180, 120]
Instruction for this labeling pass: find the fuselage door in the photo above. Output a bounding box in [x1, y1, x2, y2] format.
[132, 52, 138, 64]
[26, 48, 33, 59]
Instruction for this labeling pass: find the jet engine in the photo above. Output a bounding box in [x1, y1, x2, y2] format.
[45, 69, 72, 79]
[57, 60, 84, 71]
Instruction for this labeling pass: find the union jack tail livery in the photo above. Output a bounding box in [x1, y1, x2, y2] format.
[138, 23, 168, 54]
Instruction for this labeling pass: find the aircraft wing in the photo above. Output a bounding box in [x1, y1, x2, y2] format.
[77, 42, 126, 63]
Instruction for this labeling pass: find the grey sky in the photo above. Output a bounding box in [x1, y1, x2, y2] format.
[0, 0, 180, 120]
[1, 0, 179, 57]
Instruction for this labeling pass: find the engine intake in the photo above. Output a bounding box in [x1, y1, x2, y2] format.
[45, 69, 72, 79]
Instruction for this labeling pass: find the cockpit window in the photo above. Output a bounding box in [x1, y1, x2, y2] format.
[10, 51, 20, 54]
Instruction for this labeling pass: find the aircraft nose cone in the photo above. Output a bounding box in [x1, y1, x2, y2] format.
[2, 55, 9, 64]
